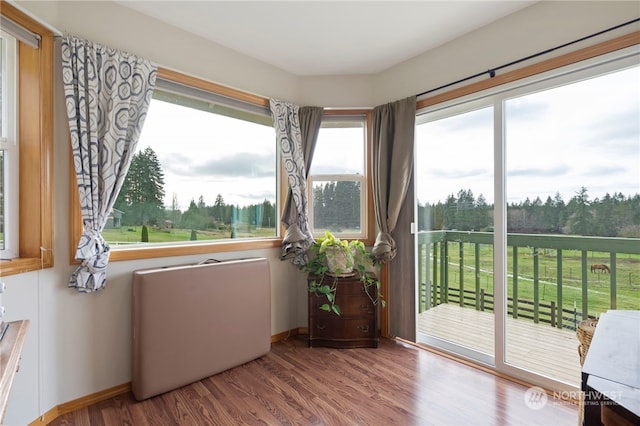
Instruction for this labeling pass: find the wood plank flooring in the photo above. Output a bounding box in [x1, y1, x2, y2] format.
[418, 304, 582, 386]
[50, 334, 578, 425]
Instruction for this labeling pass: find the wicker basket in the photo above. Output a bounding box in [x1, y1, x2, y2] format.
[576, 318, 598, 365]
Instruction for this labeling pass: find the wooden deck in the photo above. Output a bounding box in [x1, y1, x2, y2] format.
[418, 304, 582, 386]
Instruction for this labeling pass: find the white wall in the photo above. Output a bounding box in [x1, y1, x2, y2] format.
[372, 1, 640, 105]
[3, 1, 638, 424]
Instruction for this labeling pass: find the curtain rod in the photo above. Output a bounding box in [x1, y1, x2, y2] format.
[416, 17, 640, 98]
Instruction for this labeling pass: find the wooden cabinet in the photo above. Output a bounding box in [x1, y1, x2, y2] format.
[308, 274, 378, 348]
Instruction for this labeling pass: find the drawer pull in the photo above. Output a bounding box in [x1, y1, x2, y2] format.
[357, 325, 370, 332]
[316, 324, 326, 330]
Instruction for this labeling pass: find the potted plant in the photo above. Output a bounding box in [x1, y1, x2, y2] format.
[302, 231, 385, 315]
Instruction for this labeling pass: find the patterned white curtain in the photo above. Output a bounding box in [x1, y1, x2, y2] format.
[62, 36, 157, 292]
[270, 99, 315, 266]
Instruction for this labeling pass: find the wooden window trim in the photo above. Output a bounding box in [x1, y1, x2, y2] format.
[0, 1, 54, 277]
[69, 67, 282, 263]
[417, 31, 640, 110]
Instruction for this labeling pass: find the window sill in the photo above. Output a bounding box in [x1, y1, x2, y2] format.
[0, 257, 53, 277]
[72, 238, 284, 264]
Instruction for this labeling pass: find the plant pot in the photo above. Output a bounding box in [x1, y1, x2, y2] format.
[324, 246, 354, 276]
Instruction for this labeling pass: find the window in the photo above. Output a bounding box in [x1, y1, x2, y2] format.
[0, 31, 18, 259]
[71, 69, 281, 262]
[308, 113, 370, 240]
[0, 4, 54, 277]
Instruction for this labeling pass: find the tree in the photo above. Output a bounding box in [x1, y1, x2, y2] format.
[443, 194, 457, 229]
[115, 147, 165, 226]
[566, 187, 593, 235]
[475, 194, 491, 230]
[455, 189, 475, 230]
[167, 192, 181, 228]
[181, 199, 208, 230]
[260, 199, 276, 228]
[213, 194, 225, 222]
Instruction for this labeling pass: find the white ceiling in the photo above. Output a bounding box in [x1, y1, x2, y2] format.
[116, 1, 537, 76]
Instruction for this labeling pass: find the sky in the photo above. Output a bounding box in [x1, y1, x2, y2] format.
[136, 63, 639, 211]
[136, 107, 366, 210]
[415, 64, 640, 206]
[136, 101, 277, 210]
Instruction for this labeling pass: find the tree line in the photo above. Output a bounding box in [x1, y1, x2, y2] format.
[113, 147, 277, 232]
[115, 148, 639, 239]
[312, 181, 361, 231]
[419, 187, 640, 238]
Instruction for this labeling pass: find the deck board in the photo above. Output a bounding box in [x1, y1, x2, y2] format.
[418, 304, 582, 386]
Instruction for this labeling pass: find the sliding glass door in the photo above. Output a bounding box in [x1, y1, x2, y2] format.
[415, 102, 495, 364]
[415, 48, 639, 389]
[502, 63, 640, 387]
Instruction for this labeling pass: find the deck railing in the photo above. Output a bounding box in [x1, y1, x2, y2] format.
[417, 231, 640, 330]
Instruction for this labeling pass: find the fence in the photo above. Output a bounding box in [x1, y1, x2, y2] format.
[417, 231, 639, 330]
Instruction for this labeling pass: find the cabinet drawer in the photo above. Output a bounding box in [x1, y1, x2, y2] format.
[309, 296, 375, 317]
[310, 316, 376, 339]
[308, 275, 375, 297]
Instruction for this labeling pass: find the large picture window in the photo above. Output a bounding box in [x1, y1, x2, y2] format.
[109, 77, 277, 245]
[71, 69, 281, 262]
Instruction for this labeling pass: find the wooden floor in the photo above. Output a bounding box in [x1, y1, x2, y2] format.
[50, 334, 577, 426]
[418, 304, 582, 386]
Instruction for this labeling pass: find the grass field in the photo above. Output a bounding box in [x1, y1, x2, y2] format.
[102, 226, 277, 245]
[419, 243, 640, 319]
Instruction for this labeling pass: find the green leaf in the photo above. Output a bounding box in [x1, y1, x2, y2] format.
[320, 285, 331, 294]
[326, 293, 334, 303]
[332, 305, 341, 315]
[319, 304, 331, 311]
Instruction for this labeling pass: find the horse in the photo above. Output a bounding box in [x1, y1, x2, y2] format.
[590, 264, 610, 274]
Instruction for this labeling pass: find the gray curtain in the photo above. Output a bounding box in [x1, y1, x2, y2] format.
[371, 96, 417, 263]
[270, 99, 323, 265]
[62, 35, 157, 292]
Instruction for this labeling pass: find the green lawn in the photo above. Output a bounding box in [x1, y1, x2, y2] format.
[419, 243, 640, 319]
[102, 226, 277, 246]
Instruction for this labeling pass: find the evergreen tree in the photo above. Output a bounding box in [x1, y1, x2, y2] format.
[566, 187, 593, 235]
[443, 194, 457, 230]
[261, 199, 275, 228]
[115, 146, 165, 226]
[181, 199, 208, 230]
[594, 193, 621, 237]
[213, 194, 225, 222]
[455, 189, 475, 230]
[475, 194, 490, 230]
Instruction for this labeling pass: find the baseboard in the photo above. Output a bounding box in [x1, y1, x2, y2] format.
[271, 328, 298, 342]
[28, 406, 57, 426]
[27, 382, 129, 425]
[32, 329, 304, 425]
[58, 382, 131, 416]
